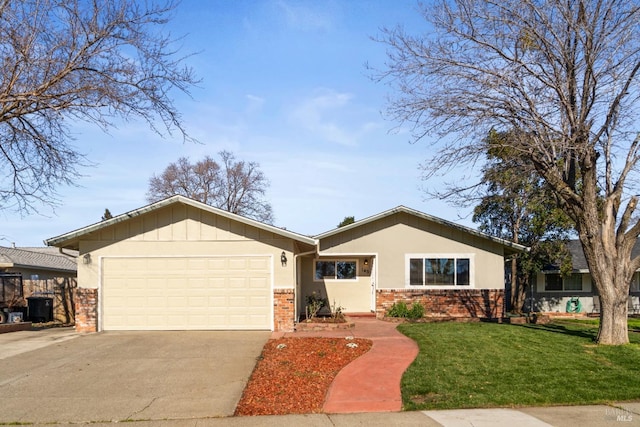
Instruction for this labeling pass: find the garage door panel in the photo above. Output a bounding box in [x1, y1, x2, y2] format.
[228, 258, 247, 269]
[249, 257, 269, 270]
[102, 256, 272, 331]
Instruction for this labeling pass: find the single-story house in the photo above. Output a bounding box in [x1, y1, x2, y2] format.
[531, 240, 640, 314]
[0, 246, 77, 323]
[45, 196, 526, 333]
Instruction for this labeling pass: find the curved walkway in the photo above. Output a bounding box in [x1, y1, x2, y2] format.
[273, 316, 419, 413]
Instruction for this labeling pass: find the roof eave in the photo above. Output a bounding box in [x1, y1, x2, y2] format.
[315, 205, 528, 253]
[45, 195, 317, 248]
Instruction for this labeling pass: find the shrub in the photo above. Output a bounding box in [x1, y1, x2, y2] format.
[387, 301, 425, 320]
[408, 302, 425, 320]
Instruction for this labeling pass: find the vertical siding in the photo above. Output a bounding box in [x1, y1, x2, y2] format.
[77, 204, 302, 291]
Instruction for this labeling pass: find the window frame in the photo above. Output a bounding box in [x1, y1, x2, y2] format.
[543, 273, 584, 292]
[405, 253, 474, 288]
[313, 259, 359, 282]
[631, 273, 640, 292]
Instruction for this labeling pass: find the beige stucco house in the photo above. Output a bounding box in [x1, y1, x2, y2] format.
[45, 196, 525, 333]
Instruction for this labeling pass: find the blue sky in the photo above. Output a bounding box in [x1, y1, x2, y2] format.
[2, 0, 476, 247]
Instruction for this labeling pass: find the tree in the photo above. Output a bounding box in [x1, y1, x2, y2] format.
[337, 216, 355, 228]
[472, 131, 573, 313]
[0, 0, 197, 214]
[376, 0, 640, 344]
[147, 151, 274, 224]
[101, 209, 113, 221]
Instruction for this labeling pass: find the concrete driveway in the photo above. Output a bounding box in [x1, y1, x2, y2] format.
[0, 329, 270, 424]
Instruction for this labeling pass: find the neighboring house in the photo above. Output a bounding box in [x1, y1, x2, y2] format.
[0, 246, 77, 323]
[45, 196, 526, 333]
[531, 240, 640, 314]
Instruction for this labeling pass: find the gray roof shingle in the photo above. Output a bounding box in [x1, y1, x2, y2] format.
[0, 246, 77, 273]
[565, 239, 640, 271]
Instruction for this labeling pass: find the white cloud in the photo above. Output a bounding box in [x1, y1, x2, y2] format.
[289, 88, 380, 147]
[245, 94, 265, 114]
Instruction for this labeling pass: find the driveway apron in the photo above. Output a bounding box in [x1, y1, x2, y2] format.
[0, 330, 270, 424]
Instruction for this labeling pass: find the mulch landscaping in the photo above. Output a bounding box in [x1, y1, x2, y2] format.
[234, 337, 372, 416]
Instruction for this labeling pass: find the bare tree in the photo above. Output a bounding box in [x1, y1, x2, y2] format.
[0, 0, 197, 213]
[147, 151, 274, 224]
[376, 0, 640, 344]
[147, 156, 221, 204]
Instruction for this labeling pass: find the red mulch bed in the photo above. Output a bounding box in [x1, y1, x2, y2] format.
[234, 337, 372, 416]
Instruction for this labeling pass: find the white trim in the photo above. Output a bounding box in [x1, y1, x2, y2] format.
[313, 258, 359, 282]
[98, 253, 274, 331]
[405, 253, 475, 288]
[370, 255, 378, 311]
[543, 272, 584, 293]
[98, 255, 103, 333]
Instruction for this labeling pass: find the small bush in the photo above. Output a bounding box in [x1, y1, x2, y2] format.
[387, 301, 409, 318]
[408, 302, 425, 320]
[387, 301, 424, 319]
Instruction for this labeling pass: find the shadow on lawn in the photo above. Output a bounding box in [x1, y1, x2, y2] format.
[515, 322, 598, 341]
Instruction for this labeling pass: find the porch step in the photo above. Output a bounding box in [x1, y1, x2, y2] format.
[344, 312, 376, 318]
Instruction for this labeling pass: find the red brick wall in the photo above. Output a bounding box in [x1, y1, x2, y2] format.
[273, 288, 295, 332]
[74, 288, 98, 333]
[376, 288, 504, 319]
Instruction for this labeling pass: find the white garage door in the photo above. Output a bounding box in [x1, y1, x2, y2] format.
[101, 256, 272, 330]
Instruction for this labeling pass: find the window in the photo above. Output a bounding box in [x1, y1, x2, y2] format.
[631, 273, 640, 292]
[408, 255, 472, 287]
[314, 260, 357, 281]
[544, 273, 583, 291]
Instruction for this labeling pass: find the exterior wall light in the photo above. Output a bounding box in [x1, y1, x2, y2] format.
[364, 258, 369, 266]
[280, 251, 287, 267]
[83, 253, 92, 265]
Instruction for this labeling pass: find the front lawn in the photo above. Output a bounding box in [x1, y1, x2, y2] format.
[558, 317, 640, 331]
[398, 321, 640, 410]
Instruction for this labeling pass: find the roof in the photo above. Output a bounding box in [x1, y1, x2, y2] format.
[314, 205, 528, 253]
[0, 246, 77, 273]
[563, 239, 640, 271]
[45, 195, 317, 249]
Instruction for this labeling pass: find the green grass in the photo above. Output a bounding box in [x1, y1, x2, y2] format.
[398, 321, 640, 410]
[558, 317, 640, 331]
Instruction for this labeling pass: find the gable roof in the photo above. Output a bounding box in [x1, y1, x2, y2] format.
[314, 205, 528, 253]
[45, 195, 317, 249]
[0, 246, 77, 273]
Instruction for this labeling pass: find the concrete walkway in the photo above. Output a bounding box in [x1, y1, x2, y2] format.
[273, 316, 419, 413]
[16, 403, 636, 426]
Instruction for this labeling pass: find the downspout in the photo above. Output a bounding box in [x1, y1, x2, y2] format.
[294, 250, 317, 324]
[57, 247, 77, 259]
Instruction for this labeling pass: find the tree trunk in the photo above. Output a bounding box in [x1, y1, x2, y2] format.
[513, 275, 528, 314]
[598, 290, 629, 345]
[509, 257, 518, 312]
[577, 218, 631, 344]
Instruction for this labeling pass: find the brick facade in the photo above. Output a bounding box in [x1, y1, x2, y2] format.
[74, 288, 98, 333]
[273, 288, 295, 332]
[376, 288, 504, 319]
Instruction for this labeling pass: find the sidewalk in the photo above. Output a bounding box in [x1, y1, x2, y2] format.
[78, 404, 640, 426]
